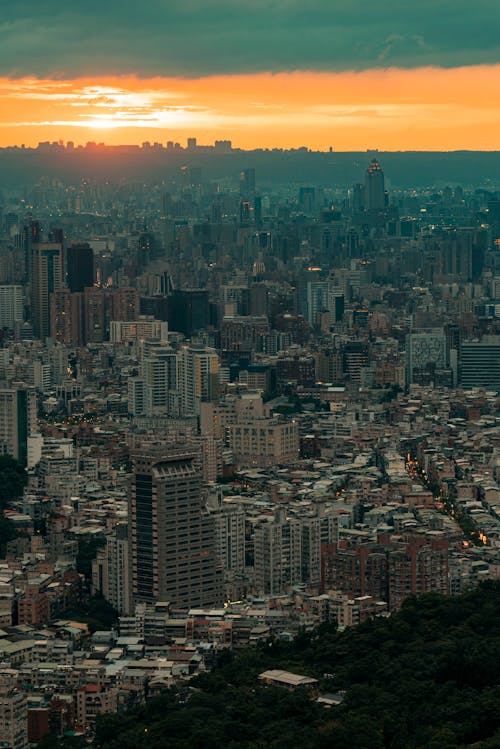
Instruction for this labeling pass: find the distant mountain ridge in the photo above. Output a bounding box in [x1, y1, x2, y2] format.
[1, 148, 500, 188]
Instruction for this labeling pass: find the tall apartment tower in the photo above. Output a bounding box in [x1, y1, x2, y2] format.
[0, 285, 23, 329]
[0, 387, 37, 466]
[239, 168, 256, 200]
[253, 512, 303, 595]
[30, 241, 63, 339]
[129, 448, 222, 608]
[66, 242, 94, 292]
[92, 523, 131, 614]
[364, 158, 386, 211]
[178, 344, 219, 417]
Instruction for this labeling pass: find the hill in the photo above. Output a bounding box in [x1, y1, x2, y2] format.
[44, 582, 500, 749]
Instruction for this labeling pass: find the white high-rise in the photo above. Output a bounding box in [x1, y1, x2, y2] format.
[178, 344, 219, 417]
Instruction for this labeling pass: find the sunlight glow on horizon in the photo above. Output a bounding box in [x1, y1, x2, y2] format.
[1, 66, 500, 150]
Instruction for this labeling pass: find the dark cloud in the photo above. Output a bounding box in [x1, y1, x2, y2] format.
[1, 0, 499, 77]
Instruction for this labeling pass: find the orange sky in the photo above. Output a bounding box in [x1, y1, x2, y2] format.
[1, 66, 500, 151]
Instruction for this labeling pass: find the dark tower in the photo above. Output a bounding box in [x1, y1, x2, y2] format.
[364, 159, 386, 211]
[67, 242, 94, 293]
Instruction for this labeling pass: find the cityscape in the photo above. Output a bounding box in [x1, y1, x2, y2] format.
[0, 147, 499, 747]
[1, 1, 500, 748]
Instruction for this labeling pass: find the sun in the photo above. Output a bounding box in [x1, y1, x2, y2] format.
[86, 117, 123, 129]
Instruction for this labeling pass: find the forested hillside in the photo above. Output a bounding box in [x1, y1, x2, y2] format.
[45, 582, 500, 749]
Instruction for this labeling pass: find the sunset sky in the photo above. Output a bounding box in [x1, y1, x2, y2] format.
[1, 0, 500, 150]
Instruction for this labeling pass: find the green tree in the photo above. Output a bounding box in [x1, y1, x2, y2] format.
[0, 455, 27, 504]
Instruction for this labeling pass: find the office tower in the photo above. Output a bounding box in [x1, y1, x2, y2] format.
[178, 344, 219, 417]
[0, 684, 28, 749]
[239, 200, 251, 223]
[92, 523, 131, 614]
[239, 168, 256, 199]
[129, 448, 222, 608]
[364, 158, 386, 211]
[66, 242, 94, 292]
[0, 387, 37, 466]
[254, 195, 262, 224]
[298, 186, 316, 213]
[343, 341, 369, 384]
[351, 183, 365, 212]
[406, 329, 447, 385]
[0, 285, 23, 329]
[168, 288, 209, 337]
[459, 338, 500, 390]
[22, 220, 41, 279]
[30, 241, 63, 339]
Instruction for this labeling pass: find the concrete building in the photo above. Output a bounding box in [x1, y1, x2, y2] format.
[459, 338, 500, 390]
[364, 158, 386, 211]
[229, 418, 299, 468]
[0, 285, 23, 330]
[92, 523, 131, 615]
[178, 344, 219, 417]
[129, 448, 222, 608]
[406, 329, 447, 385]
[0, 685, 28, 749]
[110, 317, 168, 344]
[0, 387, 37, 466]
[30, 241, 63, 340]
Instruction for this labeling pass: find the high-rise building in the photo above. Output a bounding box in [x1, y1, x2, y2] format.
[129, 448, 222, 608]
[168, 289, 209, 336]
[211, 498, 246, 598]
[254, 512, 303, 595]
[459, 338, 500, 390]
[30, 241, 63, 339]
[178, 344, 219, 417]
[0, 285, 23, 329]
[127, 378, 147, 417]
[0, 387, 37, 466]
[66, 242, 94, 292]
[92, 523, 131, 614]
[364, 158, 386, 211]
[140, 340, 178, 416]
[239, 168, 256, 200]
[50, 289, 84, 345]
[406, 329, 447, 385]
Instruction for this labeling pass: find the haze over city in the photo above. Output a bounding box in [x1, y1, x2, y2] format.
[0, 3, 500, 749]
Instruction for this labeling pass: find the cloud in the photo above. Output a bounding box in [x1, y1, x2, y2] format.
[0, 1, 499, 78]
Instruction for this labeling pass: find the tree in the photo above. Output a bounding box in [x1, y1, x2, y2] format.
[0, 455, 27, 504]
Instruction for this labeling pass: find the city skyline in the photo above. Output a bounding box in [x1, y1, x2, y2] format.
[1, 0, 500, 150]
[1, 67, 500, 152]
